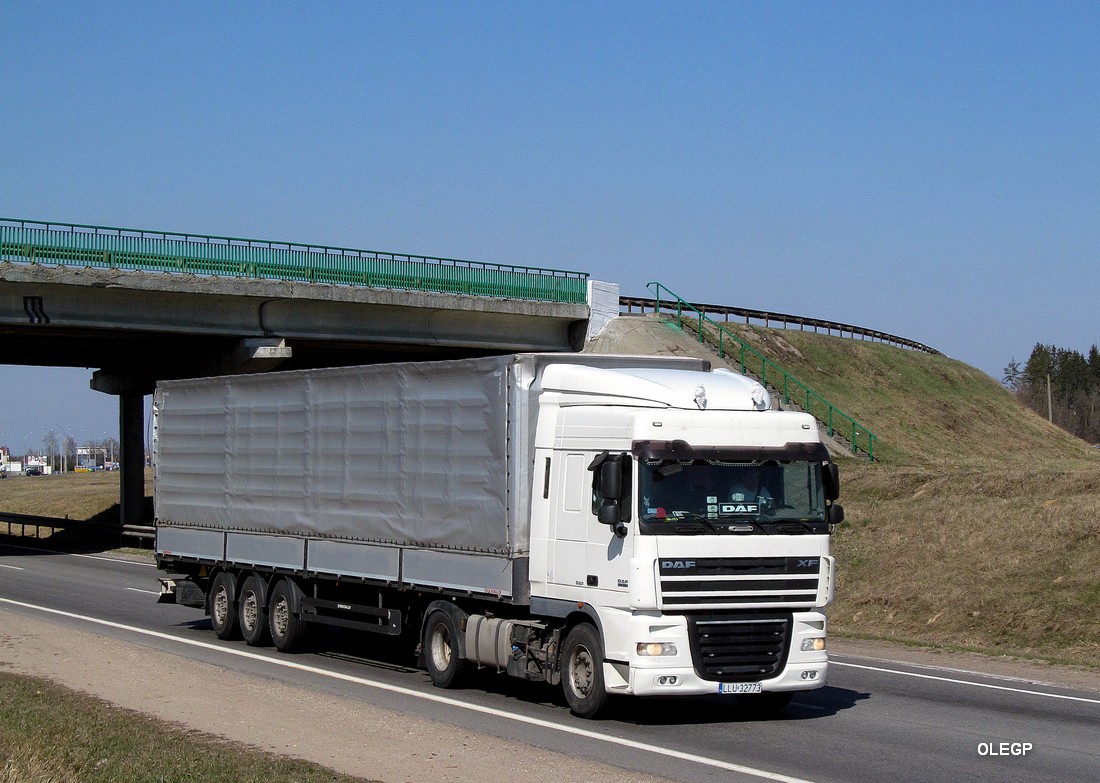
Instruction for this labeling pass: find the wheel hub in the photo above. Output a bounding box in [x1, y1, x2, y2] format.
[242, 593, 259, 629]
[431, 624, 452, 670]
[212, 589, 229, 625]
[570, 648, 594, 696]
[272, 597, 289, 636]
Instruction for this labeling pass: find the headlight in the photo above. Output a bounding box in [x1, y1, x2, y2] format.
[637, 642, 678, 657]
[801, 637, 826, 652]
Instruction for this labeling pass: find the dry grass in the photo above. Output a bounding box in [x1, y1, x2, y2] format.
[700, 319, 1095, 467]
[833, 461, 1100, 664]
[0, 671, 370, 783]
[0, 470, 152, 535]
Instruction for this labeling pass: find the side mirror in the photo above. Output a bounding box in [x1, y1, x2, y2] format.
[589, 451, 632, 533]
[823, 462, 840, 502]
[827, 503, 845, 526]
[599, 460, 621, 499]
[597, 503, 621, 527]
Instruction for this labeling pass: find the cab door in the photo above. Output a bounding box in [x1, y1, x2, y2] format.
[586, 452, 633, 608]
[586, 514, 632, 607]
[547, 452, 589, 596]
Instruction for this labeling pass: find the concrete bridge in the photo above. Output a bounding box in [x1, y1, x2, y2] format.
[0, 218, 610, 528]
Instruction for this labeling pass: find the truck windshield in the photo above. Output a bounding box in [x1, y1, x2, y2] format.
[637, 458, 828, 535]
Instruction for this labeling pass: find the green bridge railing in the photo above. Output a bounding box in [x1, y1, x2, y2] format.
[0, 218, 589, 304]
[648, 282, 876, 460]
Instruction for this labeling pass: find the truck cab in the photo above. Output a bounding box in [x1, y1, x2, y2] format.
[527, 362, 840, 715]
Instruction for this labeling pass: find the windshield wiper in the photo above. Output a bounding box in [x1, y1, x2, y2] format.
[757, 518, 823, 534]
[644, 512, 723, 534]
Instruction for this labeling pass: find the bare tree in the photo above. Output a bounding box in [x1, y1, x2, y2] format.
[42, 431, 59, 471]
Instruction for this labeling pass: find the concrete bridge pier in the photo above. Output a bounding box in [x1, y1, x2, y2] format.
[91, 372, 154, 529]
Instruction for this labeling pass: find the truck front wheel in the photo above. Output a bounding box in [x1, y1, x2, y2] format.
[423, 609, 467, 688]
[561, 623, 608, 718]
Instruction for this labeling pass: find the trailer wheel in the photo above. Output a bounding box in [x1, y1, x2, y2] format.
[562, 623, 608, 718]
[238, 574, 270, 646]
[208, 571, 239, 640]
[423, 609, 468, 688]
[268, 578, 307, 653]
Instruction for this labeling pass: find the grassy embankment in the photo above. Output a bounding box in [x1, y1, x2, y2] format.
[688, 316, 1100, 667]
[0, 671, 369, 783]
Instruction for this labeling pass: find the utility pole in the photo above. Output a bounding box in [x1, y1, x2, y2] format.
[1047, 373, 1053, 423]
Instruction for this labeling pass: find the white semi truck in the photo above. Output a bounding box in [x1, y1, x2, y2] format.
[156, 353, 843, 717]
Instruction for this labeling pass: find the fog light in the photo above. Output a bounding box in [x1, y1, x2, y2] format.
[637, 642, 678, 656]
[655, 675, 680, 686]
[801, 637, 826, 652]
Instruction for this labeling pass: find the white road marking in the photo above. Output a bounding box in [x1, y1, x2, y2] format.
[124, 587, 161, 595]
[0, 542, 156, 567]
[831, 660, 1100, 705]
[0, 596, 815, 783]
[0, 563, 25, 571]
[73, 553, 157, 567]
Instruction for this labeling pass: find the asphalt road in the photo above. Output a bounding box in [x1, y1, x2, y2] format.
[1, 541, 1098, 783]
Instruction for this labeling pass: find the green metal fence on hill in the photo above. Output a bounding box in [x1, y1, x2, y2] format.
[648, 282, 876, 460]
[0, 218, 589, 304]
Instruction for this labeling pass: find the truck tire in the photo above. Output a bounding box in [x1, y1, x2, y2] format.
[268, 578, 307, 653]
[238, 574, 270, 646]
[561, 623, 608, 718]
[423, 609, 468, 688]
[208, 571, 239, 640]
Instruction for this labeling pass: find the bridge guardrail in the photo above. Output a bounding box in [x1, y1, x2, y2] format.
[0, 218, 589, 304]
[621, 296, 940, 355]
[644, 282, 876, 460]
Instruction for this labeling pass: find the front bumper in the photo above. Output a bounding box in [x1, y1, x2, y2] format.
[602, 610, 829, 698]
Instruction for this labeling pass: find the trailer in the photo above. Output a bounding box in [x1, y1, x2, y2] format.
[156, 353, 842, 717]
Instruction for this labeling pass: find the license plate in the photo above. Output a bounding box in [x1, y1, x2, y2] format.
[719, 682, 762, 694]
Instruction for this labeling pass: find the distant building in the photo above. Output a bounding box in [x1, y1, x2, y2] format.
[23, 455, 51, 476]
[77, 446, 109, 471]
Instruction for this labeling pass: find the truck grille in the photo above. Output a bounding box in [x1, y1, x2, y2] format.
[687, 614, 792, 681]
[659, 557, 821, 611]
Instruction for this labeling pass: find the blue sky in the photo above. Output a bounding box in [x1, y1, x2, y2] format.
[1, 2, 1098, 450]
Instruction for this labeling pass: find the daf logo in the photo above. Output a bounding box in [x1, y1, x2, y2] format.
[661, 560, 696, 569]
[797, 559, 820, 569]
[722, 503, 759, 514]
